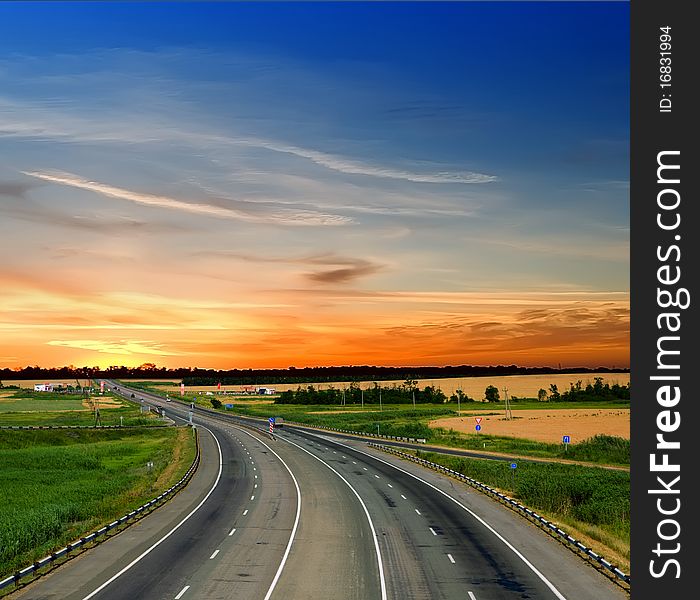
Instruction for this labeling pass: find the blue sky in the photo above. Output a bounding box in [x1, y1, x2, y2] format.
[0, 2, 630, 369]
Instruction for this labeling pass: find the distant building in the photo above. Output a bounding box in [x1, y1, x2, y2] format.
[256, 387, 276, 395]
[34, 383, 54, 392]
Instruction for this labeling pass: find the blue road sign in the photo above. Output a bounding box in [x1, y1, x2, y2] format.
[510, 463, 517, 469]
[269, 417, 275, 423]
[475, 424, 481, 431]
[563, 435, 570, 444]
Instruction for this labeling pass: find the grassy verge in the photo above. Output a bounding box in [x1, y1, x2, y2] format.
[413, 449, 630, 574]
[0, 427, 196, 579]
[224, 401, 629, 466]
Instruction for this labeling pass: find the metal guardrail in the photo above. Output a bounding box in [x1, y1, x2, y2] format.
[369, 442, 631, 587]
[280, 420, 428, 444]
[0, 427, 201, 592]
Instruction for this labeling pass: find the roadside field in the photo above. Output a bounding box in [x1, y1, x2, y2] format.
[0, 389, 161, 427]
[430, 408, 630, 443]
[0, 427, 196, 580]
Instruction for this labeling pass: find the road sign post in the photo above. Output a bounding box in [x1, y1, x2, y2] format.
[475, 417, 482, 433]
[510, 462, 517, 490]
[563, 435, 571, 452]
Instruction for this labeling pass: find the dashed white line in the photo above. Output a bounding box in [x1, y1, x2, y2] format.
[447, 553, 455, 564]
[321, 436, 569, 600]
[254, 483, 258, 488]
[174, 585, 190, 599]
[387, 484, 393, 488]
[401, 494, 407, 500]
[210, 549, 220, 560]
[243, 509, 249, 516]
[81, 425, 224, 600]
[468, 592, 477, 600]
[228, 528, 237, 536]
[415, 509, 421, 515]
[251, 495, 255, 500]
[429, 527, 438, 536]
[363, 467, 368, 471]
[374, 475, 380, 479]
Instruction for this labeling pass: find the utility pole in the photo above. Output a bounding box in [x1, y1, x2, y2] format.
[379, 388, 382, 412]
[361, 388, 364, 408]
[503, 387, 512, 420]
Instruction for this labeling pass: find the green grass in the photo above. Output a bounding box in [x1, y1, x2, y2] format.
[0, 391, 162, 428]
[0, 427, 196, 579]
[413, 449, 630, 571]
[224, 401, 629, 466]
[0, 393, 86, 413]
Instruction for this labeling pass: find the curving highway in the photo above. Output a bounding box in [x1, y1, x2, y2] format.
[10, 382, 629, 600]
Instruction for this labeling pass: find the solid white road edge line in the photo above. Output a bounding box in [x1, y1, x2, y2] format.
[310, 434, 569, 600]
[281, 436, 388, 600]
[81, 425, 224, 600]
[228, 425, 303, 600]
[468, 591, 477, 600]
[209, 550, 220, 560]
[174, 585, 190, 599]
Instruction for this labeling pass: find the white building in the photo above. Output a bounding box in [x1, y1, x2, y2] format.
[34, 383, 54, 392]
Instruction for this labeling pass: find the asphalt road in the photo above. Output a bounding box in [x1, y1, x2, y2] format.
[10, 383, 629, 599]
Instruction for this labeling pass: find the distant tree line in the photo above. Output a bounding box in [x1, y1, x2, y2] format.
[275, 381, 448, 405]
[0, 363, 629, 386]
[537, 378, 630, 402]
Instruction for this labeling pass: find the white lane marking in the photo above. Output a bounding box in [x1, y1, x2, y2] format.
[251, 495, 255, 500]
[363, 467, 368, 471]
[229, 426, 303, 600]
[243, 509, 249, 516]
[281, 437, 388, 600]
[255, 475, 258, 479]
[353, 461, 357, 465]
[387, 484, 393, 488]
[447, 553, 455, 564]
[401, 494, 407, 500]
[468, 592, 477, 600]
[81, 425, 224, 600]
[174, 585, 190, 599]
[429, 527, 438, 536]
[374, 475, 380, 479]
[255, 483, 258, 488]
[228, 528, 237, 536]
[210, 549, 220, 559]
[320, 437, 569, 600]
[415, 509, 421, 515]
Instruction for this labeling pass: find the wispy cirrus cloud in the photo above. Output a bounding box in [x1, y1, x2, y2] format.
[47, 339, 182, 356]
[21, 170, 354, 226]
[236, 138, 498, 184]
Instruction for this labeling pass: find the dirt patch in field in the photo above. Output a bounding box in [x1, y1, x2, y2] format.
[83, 396, 125, 408]
[429, 408, 630, 444]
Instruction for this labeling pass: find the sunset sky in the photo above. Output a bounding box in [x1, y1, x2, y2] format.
[0, 2, 630, 370]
